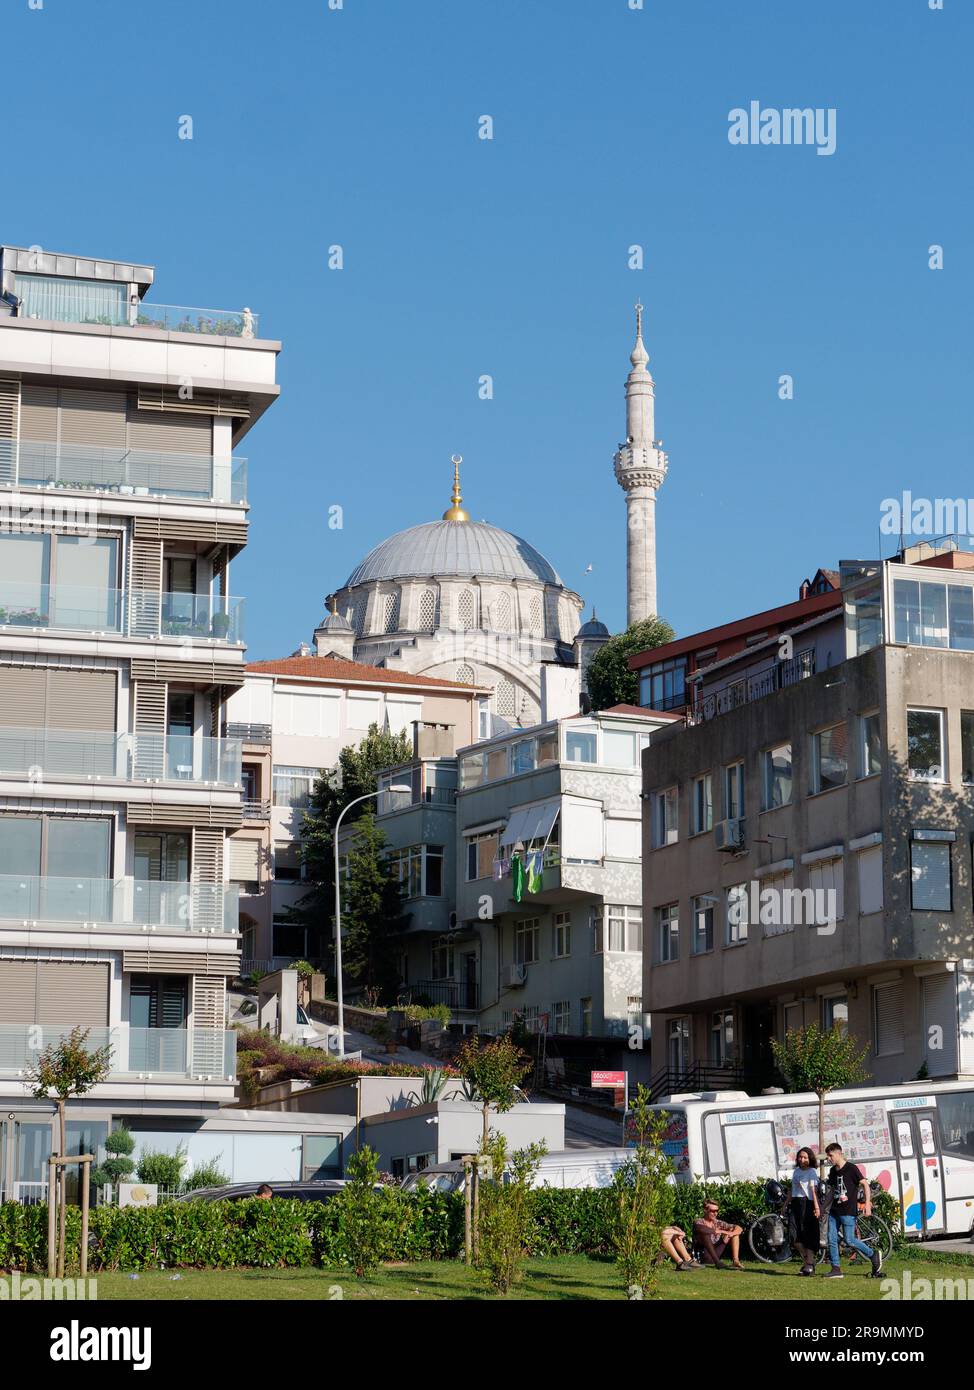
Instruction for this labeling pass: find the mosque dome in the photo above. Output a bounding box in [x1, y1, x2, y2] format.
[344, 518, 563, 589]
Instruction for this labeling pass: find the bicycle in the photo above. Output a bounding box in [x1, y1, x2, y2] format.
[748, 1180, 893, 1266]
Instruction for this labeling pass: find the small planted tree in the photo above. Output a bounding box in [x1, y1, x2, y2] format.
[455, 1033, 532, 1147]
[91, 1125, 136, 1192]
[25, 1025, 112, 1277]
[612, 1084, 674, 1299]
[771, 1023, 870, 1175]
[338, 1145, 385, 1278]
[477, 1134, 546, 1294]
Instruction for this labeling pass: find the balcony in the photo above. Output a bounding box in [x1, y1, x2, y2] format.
[11, 278, 259, 339]
[0, 1024, 236, 1080]
[241, 799, 271, 821]
[691, 648, 815, 723]
[406, 979, 479, 1011]
[226, 722, 271, 745]
[0, 440, 247, 505]
[0, 875, 238, 933]
[0, 727, 242, 787]
[0, 581, 245, 644]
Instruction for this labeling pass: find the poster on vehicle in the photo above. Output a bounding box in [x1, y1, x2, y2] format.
[774, 1102, 892, 1165]
[625, 1108, 690, 1173]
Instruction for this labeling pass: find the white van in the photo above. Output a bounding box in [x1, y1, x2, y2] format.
[636, 1080, 974, 1240]
[401, 1146, 632, 1195]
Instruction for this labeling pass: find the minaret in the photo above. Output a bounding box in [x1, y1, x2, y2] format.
[614, 302, 668, 624]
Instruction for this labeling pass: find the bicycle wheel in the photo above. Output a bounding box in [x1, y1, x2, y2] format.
[748, 1214, 794, 1264]
[857, 1214, 893, 1261]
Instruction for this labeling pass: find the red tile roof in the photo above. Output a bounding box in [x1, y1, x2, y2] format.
[601, 703, 683, 719]
[627, 589, 842, 671]
[246, 655, 490, 692]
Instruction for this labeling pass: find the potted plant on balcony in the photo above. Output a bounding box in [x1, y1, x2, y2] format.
[211, 610, 231, 640]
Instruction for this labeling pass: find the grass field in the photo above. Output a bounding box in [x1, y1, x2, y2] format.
[87, 1252, 974, 1301]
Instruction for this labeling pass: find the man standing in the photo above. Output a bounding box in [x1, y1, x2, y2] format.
[823, 1142, 882, 1279]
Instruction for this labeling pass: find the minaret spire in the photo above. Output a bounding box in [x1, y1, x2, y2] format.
[442, 453, 470, 522]
[614, 303, 668, 623]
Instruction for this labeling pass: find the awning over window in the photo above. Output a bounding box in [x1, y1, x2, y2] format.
[501, 799, 560, 848]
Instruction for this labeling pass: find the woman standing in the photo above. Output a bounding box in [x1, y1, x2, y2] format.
[788, 1146, 822, 1275]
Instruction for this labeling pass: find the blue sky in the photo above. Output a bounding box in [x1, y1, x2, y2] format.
[4, 0, 969, 657]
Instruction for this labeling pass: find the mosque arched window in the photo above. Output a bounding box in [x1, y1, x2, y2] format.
[457, 589, 476, 631]
[419, 589, 438, 632]
[495, 679, 516, 718]
[455, 663, 475, 685]
[383, 590, 400, 633]
[494, 592, 512, 633]
[530, 595, 544, 635]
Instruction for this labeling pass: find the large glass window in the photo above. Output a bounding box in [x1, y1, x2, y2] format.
[762, 744, 792, 809]
[510, 738, 537, 775]
[564, 729, 597, 764]
[603, 729, 638, 768]
[514, 918, 540, 965]
[893, 576, 974, 650]
[939, 1091, 974, 1160]
[851, 585, 882, 653]
[595, 904, 642, 952]
[553, 911, 572, 957]
[639, 657, 687, 712]
[823, 994, 849, 1035]
[0, 531, 120, 630]
[811, 724, 848, 793]
[390, 844, 442, 898]
[656, 904, 679, 963]
[724, 761, 745, 819]
[691, 896, 715, 954]
[725, 883, 749, 944]
[465, 831, 498, 881]
[907, 708, 945, 781]
[272, 766, 320, 809]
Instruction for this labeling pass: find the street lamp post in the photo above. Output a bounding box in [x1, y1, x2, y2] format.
[333, 783, 412, 1060]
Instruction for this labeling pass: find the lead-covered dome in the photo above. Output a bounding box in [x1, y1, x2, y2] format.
[344, 519, 564, 588]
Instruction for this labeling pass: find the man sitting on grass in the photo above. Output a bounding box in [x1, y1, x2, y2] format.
[693, 1199, 745, 1269]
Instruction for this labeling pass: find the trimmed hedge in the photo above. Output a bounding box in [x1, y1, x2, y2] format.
[0, 1179, 904, 1273]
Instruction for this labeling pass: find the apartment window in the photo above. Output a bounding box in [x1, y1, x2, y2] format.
[272, 766, 320, 809]
[691, 895, 715, 954]
[806, 856, 845, 924]
[656, 903, 679, 963]
[783, 1002, 802, 1035]
[907, 708, 945, 781]
[709, 1010, 734, 1066]
[0, 813, 112, 881]
[858, 844, 884, 915]
[431, 942, 454, 980]
[627, 996, 643, 1037]
[514, 918, 540, 965]
[761, 869, 796, 937]
[552, 1000, 572, 1035]
[810, 723, 848, 794]
[651, 787, 678, 848]
[851, 584, 882, 654]
[761, 744, 792, 810]
[477, 697, 491, 740]
[0, 530, 121, 630]
[691, 773, 713, 835]
[860, 711, 882, 778]
[893, 576, 974, 650]
[667, 1018, 690, 1073]
[594, 905, 642, 953]
[553, 911, 572, 958]
[911, 834, 953, 911]
[565, 729, 597, 764]
[639, 656, 687, 712]
[725, 883, 749, 944]
[724, 762, 744, 819]
[389, 844, 442, 899]
[604, 729, 645, 769]
[465, 830, 499, 881]
[874, 981, 904, 1057]
[273, 842, 302, 882]
[962, 712, 974, 784]
[580, 997, 592, 1036]
[823, 994, 849, 1035]
[273, 918, 307, 958]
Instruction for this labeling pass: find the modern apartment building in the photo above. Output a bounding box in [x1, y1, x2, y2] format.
[0, 244, 278, 1199]
[640, 543, 974, 1093]
[224, 656, 489, 970]
[370, 705, 672, 1076]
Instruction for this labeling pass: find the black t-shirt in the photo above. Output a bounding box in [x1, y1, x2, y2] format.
[828, 1162, 863, 1218]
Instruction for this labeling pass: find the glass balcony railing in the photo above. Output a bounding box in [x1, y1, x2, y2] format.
[12, 279, 259, 339]
[0, 727, 242, 787]
[0, 581, 245, 643]
[0, 440, 247, 504]
[0, 1024, 236, 1080]
[0, 874, 238, 932]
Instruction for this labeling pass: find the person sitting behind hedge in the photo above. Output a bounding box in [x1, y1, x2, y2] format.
[661, 1224, 698, 1270]
[693, 1199, 745, 1269]
[256, 1184, 273, 1199]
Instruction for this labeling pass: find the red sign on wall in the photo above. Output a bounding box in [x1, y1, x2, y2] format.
[591, 1070, 626, 1088]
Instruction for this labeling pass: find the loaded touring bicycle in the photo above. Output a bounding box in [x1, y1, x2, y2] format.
[639, 1079, 974, 1240]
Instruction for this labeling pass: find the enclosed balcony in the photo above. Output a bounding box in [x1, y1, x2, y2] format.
[0, 439, 247, 505]
[0, 875, 238, 933]
[0, 581, 245, 644]
[0, 1024, 236, 1080]
[11, 274, 259, 339]
[0, 727, 242, 787]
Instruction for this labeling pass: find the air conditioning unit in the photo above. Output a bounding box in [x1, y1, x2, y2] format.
[501, 963, 527, 988]
[714, 817, 745, 852]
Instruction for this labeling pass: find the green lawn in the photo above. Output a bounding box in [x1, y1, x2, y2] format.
[88, 1253, 974, 1301]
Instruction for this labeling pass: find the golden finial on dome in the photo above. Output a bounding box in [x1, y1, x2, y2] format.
[442, 454, 469, 522]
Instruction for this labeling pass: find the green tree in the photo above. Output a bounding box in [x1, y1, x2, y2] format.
[477, 1134, 547, 1294]
[341, 808, 406, 1001]
[455, 1034, 532, 1147]
[91, 1125, 136, 1191]
[337, 1146, 386, 1278]
[612, 1085, 674, 1299]
[285, 723, 413, 959]
[25, 1025, 112, 1277]
[771, 1023, 871, 1175]
[585, 617, 675, 711]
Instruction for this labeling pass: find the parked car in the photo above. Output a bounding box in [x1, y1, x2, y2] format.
[400, 1146, 633, 1194]
[174, 1180, 348, 1203]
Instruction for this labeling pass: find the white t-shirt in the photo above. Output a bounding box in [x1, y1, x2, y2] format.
[791, 1167, 820, 1200]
